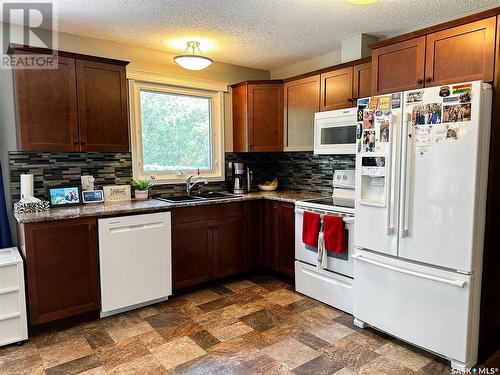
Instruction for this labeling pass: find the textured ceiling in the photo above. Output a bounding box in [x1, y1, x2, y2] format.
[43, 0, 500, 70]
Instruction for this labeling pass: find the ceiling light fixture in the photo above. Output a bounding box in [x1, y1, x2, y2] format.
[174, 41, 213, 70]
[346, 0, 378, 4]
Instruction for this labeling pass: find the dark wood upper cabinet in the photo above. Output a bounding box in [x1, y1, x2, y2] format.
[14, 54, 79, 151]
[425, 17, 496, 86]
[320, 67, 354, 111]
[10, 45, 129, 152]
[18, 218, 99, 325]
[76, 60, 129, 152]
[283, 75, 320, 151]
[372, 37, 426, 95]
[353, 62, 372, 100]
[232, 81, 283, 152]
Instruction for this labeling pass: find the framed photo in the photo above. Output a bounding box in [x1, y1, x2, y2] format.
[82, 190, 104, 204]
[103, 185, 131, 202]
[48, 185, 82, 207]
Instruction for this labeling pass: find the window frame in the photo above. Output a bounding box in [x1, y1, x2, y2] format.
[129, 79, 225, 184]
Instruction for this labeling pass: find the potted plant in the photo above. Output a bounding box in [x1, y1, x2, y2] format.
[130, 178, 153, 200]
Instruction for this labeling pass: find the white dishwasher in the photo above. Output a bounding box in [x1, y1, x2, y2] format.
[98, 212, 172, 317]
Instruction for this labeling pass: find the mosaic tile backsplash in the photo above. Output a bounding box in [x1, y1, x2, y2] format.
[8, 151, 355, 202]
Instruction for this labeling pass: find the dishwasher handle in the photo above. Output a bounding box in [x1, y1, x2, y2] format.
[108, 221, 165, 234]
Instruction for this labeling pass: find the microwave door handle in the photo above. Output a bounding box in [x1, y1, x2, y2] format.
[399, 119, 412, 238]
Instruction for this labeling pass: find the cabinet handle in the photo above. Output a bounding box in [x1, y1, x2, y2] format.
[416, 78, 423, 84]
[425, 77, 432, 83]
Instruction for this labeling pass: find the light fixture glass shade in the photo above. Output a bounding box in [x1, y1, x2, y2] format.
[174, 55, 213, 70]
[174, 41, 213, 70]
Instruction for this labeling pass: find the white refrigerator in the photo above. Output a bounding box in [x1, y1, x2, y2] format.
[353, 81, 492, 370]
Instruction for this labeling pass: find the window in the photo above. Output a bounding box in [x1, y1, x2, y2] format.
[129, 78, 225, 184]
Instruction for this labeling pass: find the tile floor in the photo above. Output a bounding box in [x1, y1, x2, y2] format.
[1, 275, 498, 374]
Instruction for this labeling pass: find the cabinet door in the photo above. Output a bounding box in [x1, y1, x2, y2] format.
[232, 84, 249, 152]
[15, 55, 79, 151]
[425, 17, 496, 86]
[172, 222, 212, 290]
[213, 215, 247, 278]
[23, 218, 99, 325]
[248, 83, 283, 152]
[277, 203, 295, 277]
[284, 75, 320, 151]
[372, 37, 426, 94]
[320, 67, 354, 111]
[76, 59, 129, 152]
[262, 201, 277, 270]
[353, 62, 372, 101]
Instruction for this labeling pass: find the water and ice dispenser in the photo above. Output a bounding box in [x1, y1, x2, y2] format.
[360, 156, 386, 206]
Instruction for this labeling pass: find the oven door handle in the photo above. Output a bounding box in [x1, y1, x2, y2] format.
[295, 207, 354, 223]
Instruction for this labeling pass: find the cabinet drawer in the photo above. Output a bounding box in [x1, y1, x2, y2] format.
[172, 202, 245, 224]
[295, 261, 353, 314]
[0, 291, 20, 316]
[0, 264, 19, 290]
[0, 316, 22, 344]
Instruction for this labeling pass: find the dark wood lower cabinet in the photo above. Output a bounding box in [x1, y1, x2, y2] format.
[277, 203, 295, 277]
[171, 220, 213, 290]
[261, 201, 296, 277]
[18, 218, 100, 325]
[171, 202, 256, 290]
[262, 201, 278, 270]
[212, 215, 247, 278]
[171, 200, 295, 290]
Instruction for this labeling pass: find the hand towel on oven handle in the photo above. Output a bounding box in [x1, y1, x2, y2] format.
[302, 211, 321, 248]
[323, 215, 345, 254]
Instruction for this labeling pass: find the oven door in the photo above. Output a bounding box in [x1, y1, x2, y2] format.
[295, 205, 354, 278]
[314, 109, 357, 155]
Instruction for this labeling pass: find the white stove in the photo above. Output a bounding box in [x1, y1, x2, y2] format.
[294, 170, 355, 314]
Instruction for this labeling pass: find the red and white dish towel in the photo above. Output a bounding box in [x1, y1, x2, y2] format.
[302, 211, 345, 268]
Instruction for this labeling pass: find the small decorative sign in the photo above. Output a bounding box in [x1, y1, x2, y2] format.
[103, 185, 131, 202]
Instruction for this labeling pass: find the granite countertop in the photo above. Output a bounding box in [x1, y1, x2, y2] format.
[14, 191, 324, 224]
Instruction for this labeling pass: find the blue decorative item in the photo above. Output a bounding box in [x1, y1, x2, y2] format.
[0, 163, 12, 248]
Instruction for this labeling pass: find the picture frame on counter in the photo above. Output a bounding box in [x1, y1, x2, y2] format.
[103, 185, 131, 202]
[82, 190, 104, 204]
[47, 185, 82, 207]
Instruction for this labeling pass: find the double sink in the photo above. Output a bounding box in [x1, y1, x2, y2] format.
[154, 192, 241, 203]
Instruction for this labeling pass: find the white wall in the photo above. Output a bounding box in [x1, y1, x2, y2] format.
[270, 49, 342, 80]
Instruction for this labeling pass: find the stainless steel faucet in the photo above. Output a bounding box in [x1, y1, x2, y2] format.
[186, 175, 208, 195]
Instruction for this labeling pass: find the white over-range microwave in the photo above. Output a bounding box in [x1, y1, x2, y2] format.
[314, 107, 357, 155]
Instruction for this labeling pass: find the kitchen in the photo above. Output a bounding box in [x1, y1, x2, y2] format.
[1, 1, 500, 374]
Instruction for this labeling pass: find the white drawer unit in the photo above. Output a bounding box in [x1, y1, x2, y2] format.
[0, 247, 28, 346]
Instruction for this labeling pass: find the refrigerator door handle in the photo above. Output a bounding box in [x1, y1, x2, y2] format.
[399, 119, 412, 238]
[386, 113, 398, 235]
[352, 254, 466, 288]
